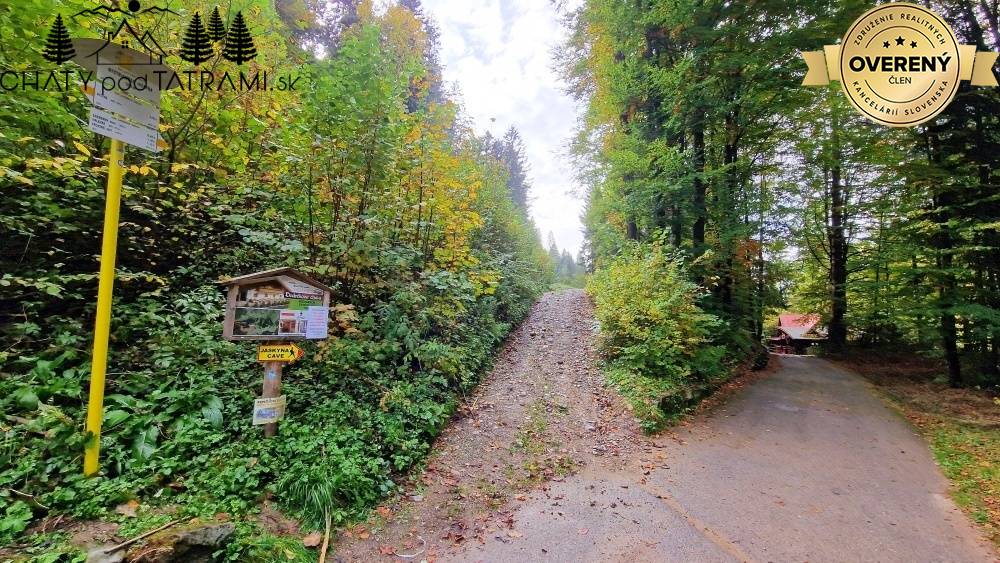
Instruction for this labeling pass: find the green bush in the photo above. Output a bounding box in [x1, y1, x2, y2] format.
[0, 3, 552, 555]
[0, 262, 543, 547]
[588, 245, 727, 431]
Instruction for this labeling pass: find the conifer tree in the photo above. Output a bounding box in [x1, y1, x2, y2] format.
[43, 14, 75, 64]
[179, 12, 213, 65]
[499, 128, 530, 214]
[207, 7, 226, 42]
[222, 11, 257, 65]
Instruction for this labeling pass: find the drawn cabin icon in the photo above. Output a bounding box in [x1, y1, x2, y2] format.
[219, 268, 332, 341]
[71, 2, 180, 63]
[85, 19, 169, 66]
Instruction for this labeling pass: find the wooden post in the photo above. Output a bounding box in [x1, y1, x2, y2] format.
[262, 360, 282, 437]
[222, 285, 238, 340]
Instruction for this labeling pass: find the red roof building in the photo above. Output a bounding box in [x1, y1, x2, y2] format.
[770, 313, 826, 354]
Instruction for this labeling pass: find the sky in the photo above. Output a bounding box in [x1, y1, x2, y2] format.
[421, 0, 585, 255]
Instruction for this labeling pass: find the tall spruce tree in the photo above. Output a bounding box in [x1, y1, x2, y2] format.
[222, 11, 257, 65]
[499, 128, 530, 213]
[179, 12, 213, 65]
[43, 14, 75, 64]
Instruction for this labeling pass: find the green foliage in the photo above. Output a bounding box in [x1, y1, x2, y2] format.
[0, 0, 550, 556]
[564, 0, 803, 378]
[932, 423, 1000, 535]
[588, 245, 726, 431]
[225, 521, 314, 562]
[568, 0, 1000, 390]
[0, 502, 33, 543]
[546, 232, 585, 288]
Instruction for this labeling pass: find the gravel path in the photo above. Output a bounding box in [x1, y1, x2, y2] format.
[332, 290, 998, 562]
[331, 289, 643, 561]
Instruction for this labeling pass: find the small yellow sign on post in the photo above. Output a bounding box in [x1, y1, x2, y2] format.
[257, 344, 304, 362]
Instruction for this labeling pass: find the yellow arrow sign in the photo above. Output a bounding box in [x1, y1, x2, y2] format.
[258, 344, 304, 362]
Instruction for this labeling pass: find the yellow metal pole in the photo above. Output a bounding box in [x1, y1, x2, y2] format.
[84, 138, 125, 477]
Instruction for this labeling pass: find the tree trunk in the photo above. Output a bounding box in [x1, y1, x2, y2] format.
[653, 193, 668, 231]
[691, 118, 707, 251]
[719, 112, 739, 311]
[753, 163, 769, 343]
[827, 108, 848, 351]
[925, 130, 963, 386]
[940, 260, 963, 387]
[670, 202, 682, 247]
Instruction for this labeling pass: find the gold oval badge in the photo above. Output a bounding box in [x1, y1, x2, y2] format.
[839, 3, 960, 127]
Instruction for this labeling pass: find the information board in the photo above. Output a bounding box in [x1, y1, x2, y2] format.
[232, 278, 327, 339]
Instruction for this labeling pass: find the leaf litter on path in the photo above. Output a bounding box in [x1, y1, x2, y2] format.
[331, 290, 643, 560]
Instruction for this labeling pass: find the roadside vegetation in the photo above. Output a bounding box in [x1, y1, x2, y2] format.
[567, 2, 999, 545]
[588, 244, 730, 431]
[0, 0, 550, 559]
[563, 0, 1000, 431]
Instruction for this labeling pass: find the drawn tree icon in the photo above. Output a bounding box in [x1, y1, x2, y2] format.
[43, 14, 76, 64]
[207, 6, 226, 42]
[180, 12, 214, 65]
[222, 11, 257, 65]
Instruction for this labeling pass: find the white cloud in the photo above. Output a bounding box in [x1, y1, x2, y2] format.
[423, 0, 584, 255]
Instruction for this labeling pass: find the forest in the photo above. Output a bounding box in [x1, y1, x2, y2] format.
[567, 0, 1000, 406]
[1, 0, 999, 560]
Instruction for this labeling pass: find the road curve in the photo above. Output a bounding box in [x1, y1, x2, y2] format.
[458, 355, 997, 562]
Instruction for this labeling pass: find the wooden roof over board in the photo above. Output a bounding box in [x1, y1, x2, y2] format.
[217, 267, 334, 294]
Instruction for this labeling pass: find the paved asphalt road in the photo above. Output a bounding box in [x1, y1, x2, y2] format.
[458, 354, 997, 562]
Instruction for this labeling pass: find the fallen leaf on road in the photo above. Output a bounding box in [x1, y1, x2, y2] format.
[578, 528, 589, 535]
[507, 530, 523, 538]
